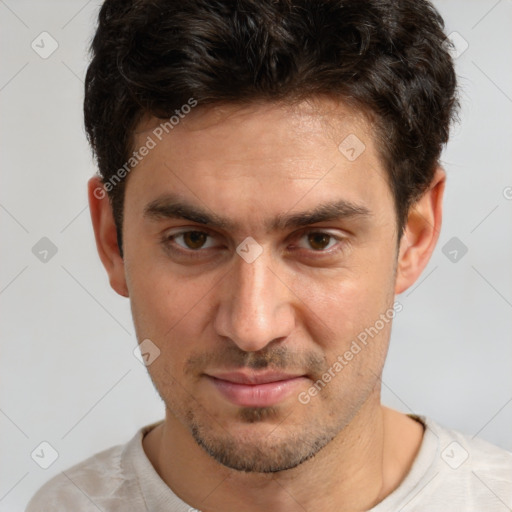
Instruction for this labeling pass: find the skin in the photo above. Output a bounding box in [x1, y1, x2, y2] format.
[89, 97, 445, 512]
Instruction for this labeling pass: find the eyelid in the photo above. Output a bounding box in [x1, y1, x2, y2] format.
[162, 227, 221, 250]
[164, 226, 216, 239]
[290, 228, 349, 253]
[294, 227, 347, 242]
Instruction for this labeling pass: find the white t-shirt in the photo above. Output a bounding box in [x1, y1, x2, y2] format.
[26, 415, 512, 511]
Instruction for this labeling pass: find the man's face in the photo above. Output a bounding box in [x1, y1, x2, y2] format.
[122, 98, 401, 472]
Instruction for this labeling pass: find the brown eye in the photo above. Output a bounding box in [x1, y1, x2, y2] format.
[181, 231, 209, 249]
[307, 232, 332, 250]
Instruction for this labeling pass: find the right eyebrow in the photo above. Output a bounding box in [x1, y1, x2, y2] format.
[143, 195, 236, 231]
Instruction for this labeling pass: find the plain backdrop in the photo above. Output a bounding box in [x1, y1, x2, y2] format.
[1, 0, 511, 510]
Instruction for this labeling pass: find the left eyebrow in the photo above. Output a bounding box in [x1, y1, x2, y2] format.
[271, 200, 372, 231]
[143, 193, 372, 232]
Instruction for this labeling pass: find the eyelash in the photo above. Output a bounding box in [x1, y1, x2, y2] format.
[161, 229, 349, 260]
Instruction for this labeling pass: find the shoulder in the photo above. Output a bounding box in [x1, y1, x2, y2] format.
[25, 438, 138, 512]
[424, 416, 512, 507]
[433, 417, 512, 474]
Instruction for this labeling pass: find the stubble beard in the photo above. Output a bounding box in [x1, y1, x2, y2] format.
[185, 404, 344, 473]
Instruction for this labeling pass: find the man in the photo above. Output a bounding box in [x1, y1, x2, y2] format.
[27, 0, 512, 510]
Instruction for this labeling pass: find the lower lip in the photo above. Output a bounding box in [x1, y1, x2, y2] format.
[207, 376, 307, 407]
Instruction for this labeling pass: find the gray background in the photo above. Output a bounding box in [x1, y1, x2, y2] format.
[1, 0, 511, 510]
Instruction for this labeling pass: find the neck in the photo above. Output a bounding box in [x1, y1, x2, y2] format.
[143, 390, 424, 512]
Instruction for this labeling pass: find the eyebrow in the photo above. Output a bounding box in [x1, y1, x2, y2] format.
[143, 193, 372, 232]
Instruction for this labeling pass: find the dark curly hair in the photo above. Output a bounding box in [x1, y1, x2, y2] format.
[84, 0, 458, 255]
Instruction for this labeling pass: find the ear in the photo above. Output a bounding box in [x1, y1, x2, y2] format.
[394, 167, 446, 295]
[88, 176, 129, 297]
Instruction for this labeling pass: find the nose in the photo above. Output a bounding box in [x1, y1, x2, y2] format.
[213, 247, 295, 352]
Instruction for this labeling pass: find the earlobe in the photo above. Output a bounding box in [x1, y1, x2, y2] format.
[88, 177, 129, 297]
[394, 167, 446, 295]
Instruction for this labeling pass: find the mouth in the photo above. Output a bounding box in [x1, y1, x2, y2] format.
[204, 370, 309, 407]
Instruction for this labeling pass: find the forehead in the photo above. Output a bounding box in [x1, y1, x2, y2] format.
[124, 98, 394, 232]
[135, 97, 372, 157]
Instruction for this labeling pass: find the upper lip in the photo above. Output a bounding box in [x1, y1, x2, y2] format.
[207, 371, 305, 385]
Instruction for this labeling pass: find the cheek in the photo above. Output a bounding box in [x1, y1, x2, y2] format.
[126, 255, 218, 345]
[304, 276, 394, 406]
[128, 274, 217, 393]
[291, 247, 397, 390]
[297, 260, 395, 343]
